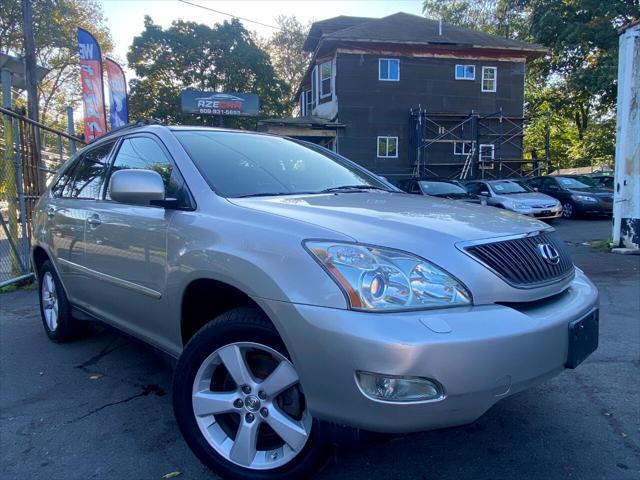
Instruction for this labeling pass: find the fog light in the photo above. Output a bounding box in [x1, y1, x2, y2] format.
[356, 371, 444, 402]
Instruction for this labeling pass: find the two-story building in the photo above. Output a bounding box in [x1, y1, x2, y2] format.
[259, 12, 547, 180]
[259, 13, 546, 182]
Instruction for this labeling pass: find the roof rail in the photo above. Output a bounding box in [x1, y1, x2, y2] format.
[87, 118, 164, 143]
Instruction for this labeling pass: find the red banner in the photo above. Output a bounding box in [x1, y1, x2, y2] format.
[77, 28, 107, 140]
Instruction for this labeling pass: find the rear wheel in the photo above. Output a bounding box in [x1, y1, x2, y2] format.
[38, 260, 82, 342]
[173, 307, 329, 480]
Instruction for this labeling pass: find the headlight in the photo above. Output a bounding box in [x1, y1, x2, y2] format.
[572, 194, 597, 203]
[510, 202, 529, 210]
[304, 241, 471, 311]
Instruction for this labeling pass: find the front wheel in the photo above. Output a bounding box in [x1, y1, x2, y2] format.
[562, 201, 575, 219]
[173, 307, 329, 480]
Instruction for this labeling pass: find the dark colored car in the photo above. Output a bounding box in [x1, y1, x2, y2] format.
[398, 178, 479, 202]
[526, 176, 613, 218]
[589, 175, 614, 190]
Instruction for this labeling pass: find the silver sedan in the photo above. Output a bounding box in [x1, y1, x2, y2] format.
[465, 179, 562, 220]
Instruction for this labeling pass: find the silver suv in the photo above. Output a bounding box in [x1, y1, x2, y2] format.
[32, 124, 599, 480]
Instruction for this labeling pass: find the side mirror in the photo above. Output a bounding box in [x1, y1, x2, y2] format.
[532, 187, 539, 191]
[109, 169, 165, 206]
[478, 191, 489, 196]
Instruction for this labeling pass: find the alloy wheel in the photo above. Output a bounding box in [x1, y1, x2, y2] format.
[192, 342, 312, 470]
[41, 272, 59, 331]
[562, 202, 573, 218]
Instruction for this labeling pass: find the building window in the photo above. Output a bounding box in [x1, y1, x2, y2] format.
[482, 67, 497, 92]
[377, 136, 398, 158]
[379, 58, 399, 81]
[320, 61, 332, 98]
[479, 144, 495, 160]
[453, 141, 473, 155]
[306, 90, 314, 112]
[455, 64, 475, 80]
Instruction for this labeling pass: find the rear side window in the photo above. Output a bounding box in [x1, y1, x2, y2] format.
[51, 156, 82, 197]
[106, 136, 187, 205]
[63, 141, 116, 199]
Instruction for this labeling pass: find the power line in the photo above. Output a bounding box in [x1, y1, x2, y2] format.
[177, 0, 281, 30]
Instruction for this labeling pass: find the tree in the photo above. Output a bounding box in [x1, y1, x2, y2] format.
[422, 0, 530, 40]
[262, 15, 311, 104]
[0, 0, 112, 126]
[127, 16, 289, 127]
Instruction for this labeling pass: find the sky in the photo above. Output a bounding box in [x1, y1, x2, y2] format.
[99, 0, 425, 68]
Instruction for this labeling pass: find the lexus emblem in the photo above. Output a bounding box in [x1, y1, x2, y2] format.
[538, 243, 560, 265]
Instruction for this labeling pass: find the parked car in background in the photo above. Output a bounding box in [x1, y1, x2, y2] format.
[398, 178, 478, 202]
[31, 124, 599, 480]
[464, 179, 562, 220]
[526, 176, 613, 219]
[588, 174, 614, 190]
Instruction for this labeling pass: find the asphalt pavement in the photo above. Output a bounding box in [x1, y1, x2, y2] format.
[1, 217, 638, 480]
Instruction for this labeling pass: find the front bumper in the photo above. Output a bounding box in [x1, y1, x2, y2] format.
[574, 201, 612, 215]
[255, 271, 598, 434]
[512, 206, 562, 219]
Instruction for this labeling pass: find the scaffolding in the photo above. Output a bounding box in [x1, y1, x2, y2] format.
[409, 106, 550, 180]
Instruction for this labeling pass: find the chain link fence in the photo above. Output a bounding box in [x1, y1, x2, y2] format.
[0, 106, 84, 287]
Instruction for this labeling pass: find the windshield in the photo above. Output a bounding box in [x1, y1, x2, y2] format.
[174, 130, 388, 197]
[557, 177, 592, 189]
[419, 181, 467, 195]
[574, 176, 598, 187]
[489, 181, 531, 194]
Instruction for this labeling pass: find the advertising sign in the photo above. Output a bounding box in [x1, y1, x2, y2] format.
[105, 58, 129, 128]
[181, 90, 260, 116]
[77, 27, 107, 140]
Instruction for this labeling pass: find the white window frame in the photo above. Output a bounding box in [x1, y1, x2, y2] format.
[311, 65, 318, 106]
[453, 141, 473, 155]
[482, 66, 497, 92]
[377, 136, 398, 158]
[479, 144, 495, 160]
[455, 64, 475, 80]
[319, 60, 332, 99]
[378, 58, 400, 81]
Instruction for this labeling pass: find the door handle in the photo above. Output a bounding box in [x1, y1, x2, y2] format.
[46, 207, 56, 218]
[87, 215, 102, 227]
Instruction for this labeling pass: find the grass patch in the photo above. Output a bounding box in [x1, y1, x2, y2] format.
[0, 277, 36, 293]
[588, 237, 613, 252]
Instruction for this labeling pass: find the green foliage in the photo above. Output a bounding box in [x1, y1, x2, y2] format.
[0, 0, 112, 125]
[422, 0, 530, 40]
[127, 17, 290, 128]
[262, 15, 311, 106]
[423, 0, 640, 167]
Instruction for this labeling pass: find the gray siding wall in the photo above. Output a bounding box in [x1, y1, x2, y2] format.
[335, 53, 525, 176]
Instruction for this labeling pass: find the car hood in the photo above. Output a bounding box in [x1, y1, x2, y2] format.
[497, 192, 558, 204]
[568, 188, 612, 198]
[229, 192, 548, 245]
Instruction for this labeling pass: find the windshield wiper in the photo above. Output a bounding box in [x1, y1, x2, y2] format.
[318, 185, 391, 194]
[234, 191, 313, 198]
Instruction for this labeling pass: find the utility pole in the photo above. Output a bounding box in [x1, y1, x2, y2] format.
[22, 0, 44, 191]
[612, 21, 640, 252]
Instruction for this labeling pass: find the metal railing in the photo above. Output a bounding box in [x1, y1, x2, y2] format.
[0, 106, 85, 286]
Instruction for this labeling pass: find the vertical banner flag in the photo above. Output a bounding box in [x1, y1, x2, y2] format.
[77, 27, 107, 140]
[105, 58, 129, 128]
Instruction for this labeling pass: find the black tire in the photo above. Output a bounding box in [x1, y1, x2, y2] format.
[37, 260, 83, 342]
[562, 201, 575, 219]
[173, 306, 330, 480]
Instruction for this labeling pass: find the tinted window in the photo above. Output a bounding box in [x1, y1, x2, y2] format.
[65, 141, 115, 199]
[174, 131, 386, 198]
[51, 156, 82, 198]
[107, 136, 186, 203]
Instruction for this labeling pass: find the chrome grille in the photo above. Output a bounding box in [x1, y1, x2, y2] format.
[465, 231, 574, 287]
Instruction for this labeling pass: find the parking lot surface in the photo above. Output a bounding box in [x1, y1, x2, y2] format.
[1, 218, 638, 480]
